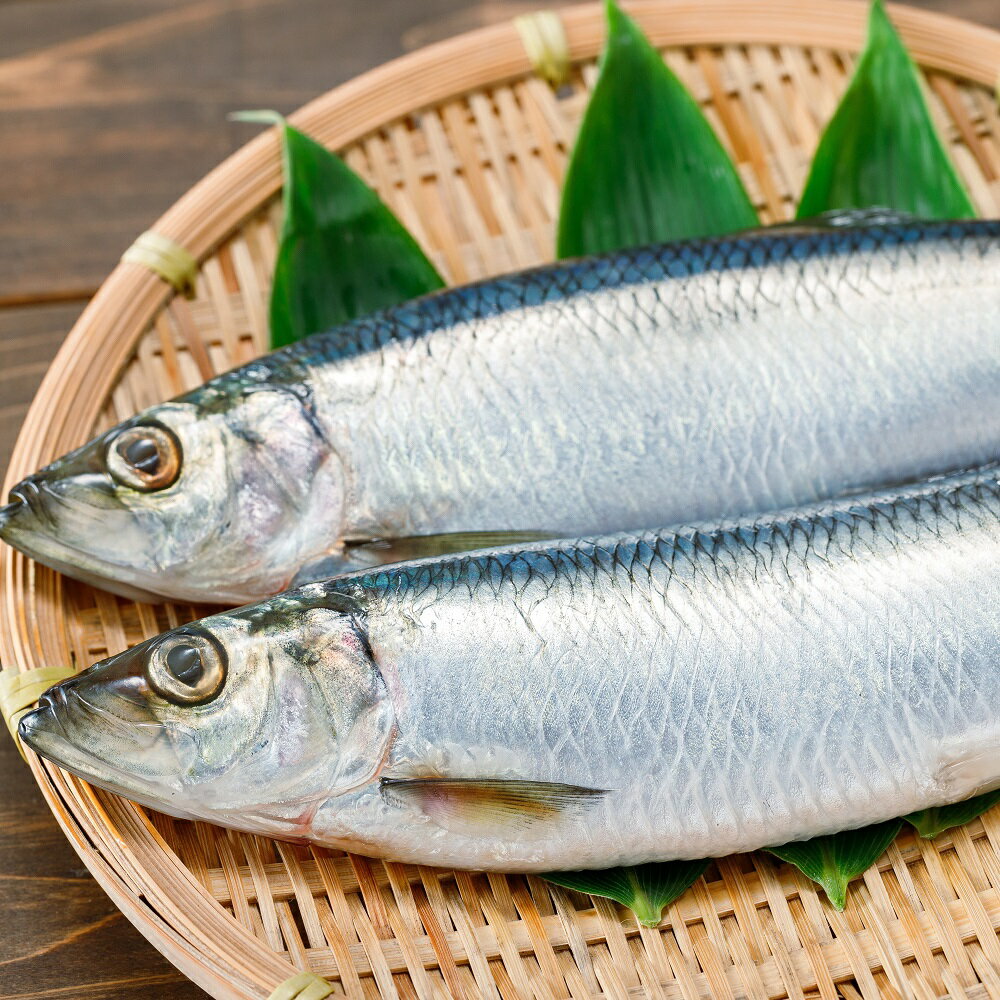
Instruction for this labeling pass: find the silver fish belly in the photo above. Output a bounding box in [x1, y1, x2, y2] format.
[2, 221, 1000, 602]
[329, 224, 1000, 543]
[20, 465, 1000, 870]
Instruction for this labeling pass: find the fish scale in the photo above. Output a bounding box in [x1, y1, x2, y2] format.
[18, 464, 1000, 869]
[3, 219, 1000, 603]
[282, 465, 1000, 869]
[296, 222, 996, 543]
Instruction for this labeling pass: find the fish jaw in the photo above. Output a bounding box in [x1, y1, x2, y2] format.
[0, 480, 189, 603]
[18, 678, 199, 815]
[0, 414, 211, 599]
[1, 510, 164, 604]
[0, 485, 167, 601]
[20, 689, 350, 839]
[13, 638, 231, 821]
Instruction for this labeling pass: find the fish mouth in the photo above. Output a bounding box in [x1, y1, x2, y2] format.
[18, 683, 190, 809]
[0, 488, 41, 542]
[5, 479, 53, 526]
[0, 483, 166, 603]
[0, 500, 23, 543]
[18, 700, 141, 798]
[19, 682, 223, 826]
[1, 478, 75, 557]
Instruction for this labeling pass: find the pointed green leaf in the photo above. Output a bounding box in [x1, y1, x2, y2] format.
[905, 790, 1000, 840]
[543, 860, 709, 927]
[556, 0, 756, 258]
[767, 819, 902, 910]
[796, 0, 974, 219]
[234, 111, 444, 349]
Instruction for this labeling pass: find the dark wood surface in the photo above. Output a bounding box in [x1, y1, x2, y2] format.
[1, 1, 997, 997]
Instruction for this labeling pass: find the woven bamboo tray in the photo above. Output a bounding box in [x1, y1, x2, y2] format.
[4, 2, 1000, 997]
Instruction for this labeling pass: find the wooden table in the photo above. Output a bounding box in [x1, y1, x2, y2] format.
[1, 1, 997, 996]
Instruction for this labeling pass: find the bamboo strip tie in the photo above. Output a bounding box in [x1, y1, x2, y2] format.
[0, 665, 77, 759]
[122, 231, 199, 297]
[267, 971, 334, 1000]
[515, 11, 571, 87]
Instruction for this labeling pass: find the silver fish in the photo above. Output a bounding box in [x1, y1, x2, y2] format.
[3, 218, 1000, 604]
[19, 463, 1000, 871]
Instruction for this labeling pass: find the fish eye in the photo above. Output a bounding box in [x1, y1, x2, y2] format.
[106, 425, 181, 492]
[147, 632, 226, 705]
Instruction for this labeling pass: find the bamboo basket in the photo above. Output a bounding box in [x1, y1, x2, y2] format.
[4, 2, 1000, 997]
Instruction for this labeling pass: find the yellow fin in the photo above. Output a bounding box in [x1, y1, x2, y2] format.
[381, 778, 606, 839]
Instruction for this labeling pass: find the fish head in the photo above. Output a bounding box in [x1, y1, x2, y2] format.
[0, 380, 345, 603]
[18, 591, 394, 838]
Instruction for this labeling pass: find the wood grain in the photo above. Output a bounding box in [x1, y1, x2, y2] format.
[0, 0, 495, 305]
[0, 2, 997, 998]
[0, 304, 85, 472]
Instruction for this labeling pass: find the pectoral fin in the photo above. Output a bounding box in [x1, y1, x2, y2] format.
[293, 531, 555, 585]
[381, 778, 607, 839]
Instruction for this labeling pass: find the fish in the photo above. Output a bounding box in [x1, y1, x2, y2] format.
[18, 462, 1000, 871]
[3, 217, 1000, 604]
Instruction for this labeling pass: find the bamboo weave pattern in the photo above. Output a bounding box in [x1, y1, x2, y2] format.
[4, 3, 1000, 997]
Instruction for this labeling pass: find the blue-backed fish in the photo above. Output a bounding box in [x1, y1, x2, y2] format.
[2, 217, 999, 603]
[19, 463, 1000, 869]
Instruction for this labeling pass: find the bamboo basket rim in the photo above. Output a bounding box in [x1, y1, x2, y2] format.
[5, 3, 1000, 998]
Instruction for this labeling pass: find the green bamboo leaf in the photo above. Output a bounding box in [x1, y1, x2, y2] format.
[543, 860, 708, 927]
[767, 819, 902, 910]
[556, 0, 756, 258]
[233, 110, 444, 349]
[796, 0, 974, 219]
[905, 790, 1000, 840]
